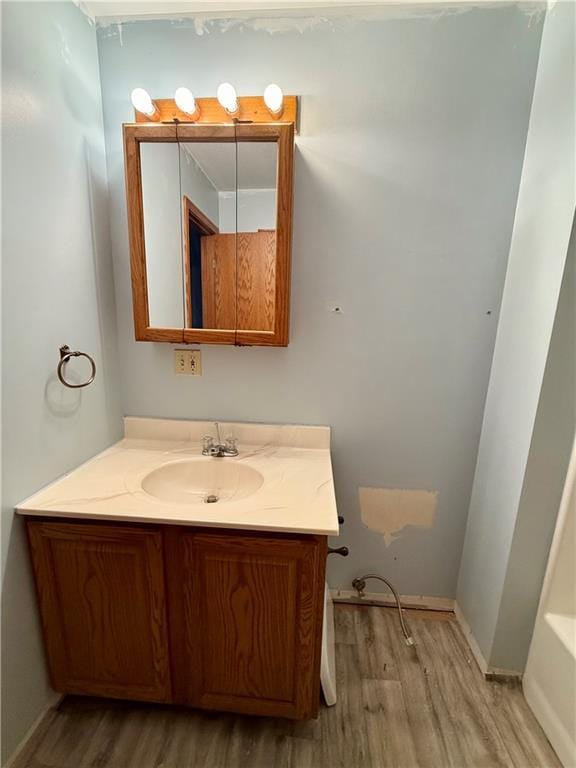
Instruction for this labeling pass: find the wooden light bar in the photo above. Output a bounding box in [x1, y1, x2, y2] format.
[134, 95, 298, 126]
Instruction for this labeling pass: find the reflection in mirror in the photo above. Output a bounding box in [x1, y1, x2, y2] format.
[236, 142, 277, 332]
[141, 143, 184, 328]
[179, 142, 236, 330]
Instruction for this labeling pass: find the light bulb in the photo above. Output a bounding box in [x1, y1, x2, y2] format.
[217, 82, 238, 115]
[174, 87, 197, 116]
[130, 88, 156, 117]
[263, 83, 283, 115]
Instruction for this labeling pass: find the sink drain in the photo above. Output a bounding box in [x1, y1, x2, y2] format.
[205, 494, 219, 504]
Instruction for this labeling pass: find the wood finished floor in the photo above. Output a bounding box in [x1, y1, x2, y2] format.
[13, 605, 561, 768]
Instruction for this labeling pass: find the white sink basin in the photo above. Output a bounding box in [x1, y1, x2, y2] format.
[141, 459, 264, 505]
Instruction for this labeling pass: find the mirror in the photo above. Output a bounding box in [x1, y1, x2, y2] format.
[124, 123, 293, 346]
[140, 142, 184, 329]
[235, 141, 277, 332]
[179, 141, 237, 331]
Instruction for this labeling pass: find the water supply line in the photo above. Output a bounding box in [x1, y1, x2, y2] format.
[352, 574, 414, 646]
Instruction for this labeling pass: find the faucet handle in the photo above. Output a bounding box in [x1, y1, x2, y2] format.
[225, 436, 238, 454]
[202, 435, 215, 454]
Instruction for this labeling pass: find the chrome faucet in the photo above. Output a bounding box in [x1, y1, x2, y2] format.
[202, 422, 238, 458]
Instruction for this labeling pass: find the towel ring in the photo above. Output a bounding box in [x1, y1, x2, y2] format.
[57, 345, 96, 389]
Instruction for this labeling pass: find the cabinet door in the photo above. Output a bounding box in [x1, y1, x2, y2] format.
[200, 234, 237, 330]
[236, 231, 276, 332]
[166, 529, 326, 719]
[27, 521, 171, 702]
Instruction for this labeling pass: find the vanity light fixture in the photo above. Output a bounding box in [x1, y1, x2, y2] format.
[263, 83, 284, 116]
[130, 87, 157, 118]
[216, 82, 239, 115]
[174, 87, 198, 117]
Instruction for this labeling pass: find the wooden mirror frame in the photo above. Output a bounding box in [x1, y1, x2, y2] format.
[123, 122, 294, 346]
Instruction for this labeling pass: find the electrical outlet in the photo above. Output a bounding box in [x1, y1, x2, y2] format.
[174, 349, 202, 376]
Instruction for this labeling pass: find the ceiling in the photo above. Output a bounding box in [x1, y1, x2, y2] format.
[79, 0, 483, 23]
[183, 141, 277, 191]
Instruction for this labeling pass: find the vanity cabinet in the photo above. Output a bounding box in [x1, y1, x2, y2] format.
[26, 521, 171, 702]
[26, 519, 326, 720]
[165, 529, 326, 719]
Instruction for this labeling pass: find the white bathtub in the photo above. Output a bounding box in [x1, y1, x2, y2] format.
[524, 437, 576, 767]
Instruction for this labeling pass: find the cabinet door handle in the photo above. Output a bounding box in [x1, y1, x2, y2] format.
[328, 546, 349, 557]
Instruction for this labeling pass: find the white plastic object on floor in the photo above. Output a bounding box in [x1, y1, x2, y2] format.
[321, 581, 337, 706]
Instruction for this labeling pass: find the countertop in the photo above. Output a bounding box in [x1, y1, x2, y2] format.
[16, 418, 340, 536]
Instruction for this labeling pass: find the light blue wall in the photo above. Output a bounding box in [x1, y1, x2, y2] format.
[491, 215, 575, 671]
[1, 2, 122, 761]
[456, 1, 576, 671]
[96, 5, 542, 597]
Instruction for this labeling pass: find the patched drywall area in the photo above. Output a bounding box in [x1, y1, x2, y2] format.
[359, 487, 438, 546]
[97, 4, 543, 600]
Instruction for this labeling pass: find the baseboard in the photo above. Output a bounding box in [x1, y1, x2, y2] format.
[454, 602, 489, 675]
[454, 602, 523, 682]
[4, 693, 63, 768]
[331, 589, 454, 612]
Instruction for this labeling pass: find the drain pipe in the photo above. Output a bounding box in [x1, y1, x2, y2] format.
[352, 574, 415, 646]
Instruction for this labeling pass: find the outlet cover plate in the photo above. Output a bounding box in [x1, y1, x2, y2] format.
[174, 349, 202, 376]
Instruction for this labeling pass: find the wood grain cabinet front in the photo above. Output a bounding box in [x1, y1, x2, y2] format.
[165, 529, 327, 720]
[26, 521, 172, 702]
[26, 520, 327, 720]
